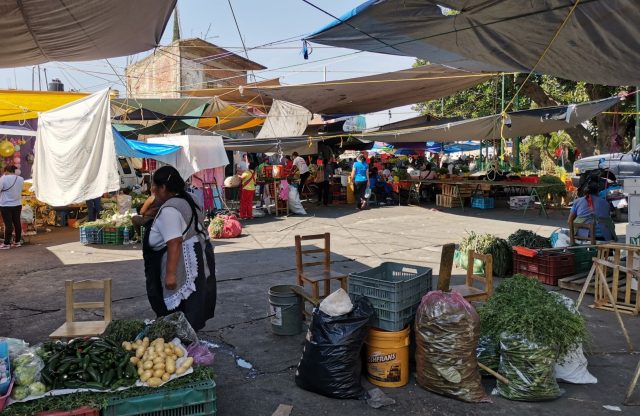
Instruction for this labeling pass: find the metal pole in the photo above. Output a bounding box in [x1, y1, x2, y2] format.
[514, 74, 521, 168]
[37, 65, 41, 91]
[636, 86, 640, 149]
[500, 74, 506, 165]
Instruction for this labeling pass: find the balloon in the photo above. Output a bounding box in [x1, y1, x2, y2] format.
[14, 144, 20, 151]
[0, 140, 14, 157]
[14, 156, 21, 164]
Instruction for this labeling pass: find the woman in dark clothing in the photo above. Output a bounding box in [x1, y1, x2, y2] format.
[143, 166, 216, 331]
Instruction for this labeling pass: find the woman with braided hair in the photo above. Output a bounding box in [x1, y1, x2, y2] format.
[568, 180, 616, 242]
[143, 166, 217, 331]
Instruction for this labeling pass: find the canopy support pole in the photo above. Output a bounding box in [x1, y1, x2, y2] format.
[636, 86, 639, 149]
[514, 76, 521, 168]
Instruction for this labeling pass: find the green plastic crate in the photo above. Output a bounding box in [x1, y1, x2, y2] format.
[102, 380, 216, 416]
[557, 246, 597, 274]
[102, 226, 133, 245]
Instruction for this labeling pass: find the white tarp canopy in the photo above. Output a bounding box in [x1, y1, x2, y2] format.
[146, 135, 229, 179]
[0, 0, 176, 67]
[256, 100, 312, 139]
[33, 89, 119, 206]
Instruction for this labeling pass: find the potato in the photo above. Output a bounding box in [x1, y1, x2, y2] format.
[148, 351, 157, 360]
[130, 357, 140, 365]
[141, 370, 153, 382]
[137, 367, 144, 376]
[181, 357, 194, 369]
[164, 347, 173, 355]
[155, 343, 165, 353]
[174, 348, 184, 358]
[166, 362, 176, 374]
[135, 347, 145, 358]
[175, 366, 187, 375]
[152, 357, 164, 365]
[143, 360, 154, 370]
[170, 354, 177, 361]
[153, 363, 165, 371]
[147, 377, 163, 387]
[161, 373, 170, 382]
[122, 341, 132, 351]
[153, 369, 165, 378]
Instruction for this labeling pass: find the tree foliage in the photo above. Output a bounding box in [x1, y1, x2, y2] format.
[413, 59, 637, 157]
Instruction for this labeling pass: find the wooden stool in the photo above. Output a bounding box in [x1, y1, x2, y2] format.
[295, 233, 348, 303]
[451, 251, 493, 301]
[50, 279, 112, 339]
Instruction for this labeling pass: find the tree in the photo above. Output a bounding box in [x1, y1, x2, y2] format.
[413, 59, 636, 157]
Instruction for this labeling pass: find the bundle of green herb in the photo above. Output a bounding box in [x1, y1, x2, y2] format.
[507, 229, 551, 248]
[457, 232, 513, 277]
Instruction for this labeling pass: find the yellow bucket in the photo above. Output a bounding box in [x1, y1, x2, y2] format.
[365, 326, 410, 388]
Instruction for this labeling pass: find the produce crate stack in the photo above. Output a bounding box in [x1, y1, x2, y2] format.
[471, 196, 495, 209]
[102, 226, 134, 245]
[557, 246, 597, 274]
[513, 249, 576, 286]
[436, 184, 473, 208]
[348, 262, 432, 331]
[79, 226, 103, 245]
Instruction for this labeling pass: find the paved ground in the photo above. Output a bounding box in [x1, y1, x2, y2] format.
[1, 202, 638, 415]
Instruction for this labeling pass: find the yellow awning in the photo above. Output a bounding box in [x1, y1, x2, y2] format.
[0, 90, 88, 122]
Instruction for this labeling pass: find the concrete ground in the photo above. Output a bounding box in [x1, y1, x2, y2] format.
[1, 202, 638, 415]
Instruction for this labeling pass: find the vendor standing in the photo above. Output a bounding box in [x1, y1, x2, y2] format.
[238, 162, 256, 220]
[291, 152, 310, 194]
[143, 166, 216, 331]
[351, 154, 369, 210]
[0, 165, 24, 249]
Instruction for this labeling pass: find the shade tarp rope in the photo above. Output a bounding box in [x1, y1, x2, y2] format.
[307, 0, 640, 86]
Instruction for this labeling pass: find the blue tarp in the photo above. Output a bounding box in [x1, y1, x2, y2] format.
[113, 128, 181, 158]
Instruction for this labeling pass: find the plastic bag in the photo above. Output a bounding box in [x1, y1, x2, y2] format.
[550, 293, 597, 384]
[415, 291, 490, 403]
[550, 228, 571, 248]
[12, 349, 44, 395]
[20, 205, 34, 224]
[495, 333, 561, 401]
[476, 335, 499, 374]
[288, 187, 306, 215]
[319, 289, 353, 317]
[146, 312, 198, 345]
[117, 194, 132, 214]
[454, 249, 485, 275]
[0, 338, 29, 362]
[186, 341, 215, 366]
[295, 295, 374, 399]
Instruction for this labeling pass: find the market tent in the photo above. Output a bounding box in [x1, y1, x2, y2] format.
[146, 135, 229, 179]
[0, 90, 89, 122]
[254, 65, 493, 115]
[182, 79, 280, 108]
[112, 128, 181, 161]
[357, 96, 620, 143]
[256, 100, 312, 139]
[426, 141, 482, 154]
[33, 89, 119, 206]
[111, 98, 211, 120]
[0, 0, 176, 67]
[307, 0, 640, 86]
[223, 137, 319, 155]
[197, 97, 265, 131]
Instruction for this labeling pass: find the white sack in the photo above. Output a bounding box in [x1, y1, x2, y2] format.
[319, 289, 354, 317]
[20, 205, 34, 223]
[33, 89, 119, 206]
[288, 187, 306, 215]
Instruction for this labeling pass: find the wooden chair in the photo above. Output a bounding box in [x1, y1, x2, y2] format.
[50, 279, 112, 339]
[436, 243, 456, 292]
[570, 220, 597, 245]
[295, 233, 348, 301]
[451, 251, 493, 301]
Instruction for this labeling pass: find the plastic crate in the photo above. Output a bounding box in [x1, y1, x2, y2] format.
[471, 197, 495, 209]
[556, 246, 597, 274]
[102, 380, 216, 416]
[79, 226, 103, 244]
[102, 226, 133, 245]
[36, 406, 99, 416]
[349, 262, 432, 330]
[513, 251, 576, 286]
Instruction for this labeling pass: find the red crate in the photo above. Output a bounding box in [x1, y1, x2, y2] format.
[513, 251, 576, 286]
[36, 406, 99, 416]
[519, 176, 540, 184]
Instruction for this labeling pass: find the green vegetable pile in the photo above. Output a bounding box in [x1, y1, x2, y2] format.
[507, 229, 551, 248]
[478, 275, 589, 358]
[102, 320, 145, 345]
[3, 366, 215, 416]
[458, 232, 513, 277]
[539, 175, 567, 197]
[39, 338, 137, 390]
[208, 216, 226, 239]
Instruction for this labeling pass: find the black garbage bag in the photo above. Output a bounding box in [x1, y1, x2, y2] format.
[295, 295, 375, 399]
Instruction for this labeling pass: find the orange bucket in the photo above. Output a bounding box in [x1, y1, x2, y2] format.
[365, 325, 410, 388]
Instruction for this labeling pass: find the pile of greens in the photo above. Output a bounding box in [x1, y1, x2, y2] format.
[458, 232, 513, 277]
[539, 175, 567, 197]
[507, 229, 551, 248]
[3, 366, 215, 416]
[102, 319, 145, 344]
[478, 275, 589, 358]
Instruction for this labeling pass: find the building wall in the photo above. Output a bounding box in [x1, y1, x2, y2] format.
[125, 46, 181, 98]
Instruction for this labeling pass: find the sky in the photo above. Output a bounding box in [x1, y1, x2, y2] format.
[0, 0, 420, 129]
